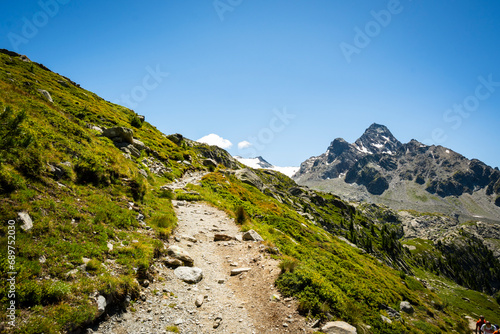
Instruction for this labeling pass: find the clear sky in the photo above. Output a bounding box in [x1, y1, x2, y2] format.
[1, 1, 499, 168]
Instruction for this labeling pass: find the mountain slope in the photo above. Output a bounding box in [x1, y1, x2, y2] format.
[0, 50, 498, 333]
[294, 123, 500, 222]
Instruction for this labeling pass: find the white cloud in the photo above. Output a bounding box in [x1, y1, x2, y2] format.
[196, 133, 233, 149]
[237, 141, 252, 149]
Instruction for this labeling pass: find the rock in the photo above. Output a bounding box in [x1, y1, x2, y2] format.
[182, 235, 197, 243]
[214, 234, 234, 241]
[167, 245, 194, 266]
[17, 212, 33, 231]
[141, 279, 150, 288]
[234, 168, 264, 190]
[65, 269, 79, 280]
[174, 318, 184, 325]
[138, 115, 145, 122]
[203, 158, 218, 168]
[97, 295, 107, 316]
[400, 301, 414, 314]
[57, 80, 69, 87]
[242, 229, 264, 242]
[230, 268, 251, 276]
[163, 257, 183, 268]
[321, 321, 357, 334]
[107, 242, 113, 252]
[138, 169, 148, 178]
[102, 127, 134, 144]
[195, 294, 204, 307]
[132, 138, 146, 151]
[127, 144, 141, 158]
[37, 89, 53, 103]
[380, 315, 392, 324]
[174, 266, 203, 283]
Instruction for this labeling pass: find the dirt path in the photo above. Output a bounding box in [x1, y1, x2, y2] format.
[92, 172, 311, 334]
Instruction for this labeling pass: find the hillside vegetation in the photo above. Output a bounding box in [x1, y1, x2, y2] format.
[0, 50, 499, 333]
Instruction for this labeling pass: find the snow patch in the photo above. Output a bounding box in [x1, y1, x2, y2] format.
[234, 156, 299, 177]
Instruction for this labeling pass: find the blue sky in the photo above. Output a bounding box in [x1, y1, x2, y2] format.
[1, 1, 499, 168]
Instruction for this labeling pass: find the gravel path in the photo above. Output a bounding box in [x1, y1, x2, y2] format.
[91, 172, 310, 334]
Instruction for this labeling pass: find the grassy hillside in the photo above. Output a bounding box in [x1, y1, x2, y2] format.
[0, 50, 499, 333]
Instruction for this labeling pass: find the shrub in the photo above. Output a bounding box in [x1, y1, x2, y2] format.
[86, 259, 101, 272]
[130, 114, 143, 128]
[130, 176, 147, 202]
[75, 154, 109, 186]
[235, 206, 249, 225]
[0, 164, 25, 193]
[166, 325, 180, 333]
[279, 256, 299, 274]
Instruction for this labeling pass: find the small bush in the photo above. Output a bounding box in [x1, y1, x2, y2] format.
[279, 256, 299, 273]
[235, 206, 250, 225]
[130, 176, 147, 202]
[86, 259, 101, 272]
[130, 114, 143, 128]
[166, 325, 180, 333]
[0, 164, 25, 193]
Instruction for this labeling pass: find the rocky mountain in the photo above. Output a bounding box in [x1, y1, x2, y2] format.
[294, 123, 500, 222]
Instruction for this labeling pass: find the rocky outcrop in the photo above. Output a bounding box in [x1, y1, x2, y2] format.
[103, 127, 134, 144]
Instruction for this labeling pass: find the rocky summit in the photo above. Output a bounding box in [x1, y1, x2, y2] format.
[294, 123, 500, 222]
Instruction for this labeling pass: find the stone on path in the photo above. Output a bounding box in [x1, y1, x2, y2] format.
[321, 321, 357, 334]
[242, 229, 264, 242]
[230, 268, 251, 276]
[167, 245, 194, 266]
[214, 233, 234, 241]
[174, 266, 203, 284]
[195, 294, 204, 307]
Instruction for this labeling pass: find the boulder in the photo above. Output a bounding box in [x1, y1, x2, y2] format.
[97, 295, 107, 316]
[321, 321, 357, 334]
[174, 266, 203, 284]
[37, 89, 53, 103]
[102, 127, 134, 144]
[167, 245, 194, 266]
[242, 229, 264, 242]
[17, 212, 33, 231]
[234, 168, 263, 190]
[132, 138, 146, 151]
[127, 145, 141, 158]
[163, 257, 183, 268]
[203, 159, 218, 168]
[380, 315, 392, 324]
[400, 301, 414, 314]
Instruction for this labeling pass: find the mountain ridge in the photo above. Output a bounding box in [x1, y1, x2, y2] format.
[294, 123, 500, 223]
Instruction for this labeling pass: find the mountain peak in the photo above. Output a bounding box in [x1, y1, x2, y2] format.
[354, 123, 402, 155]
